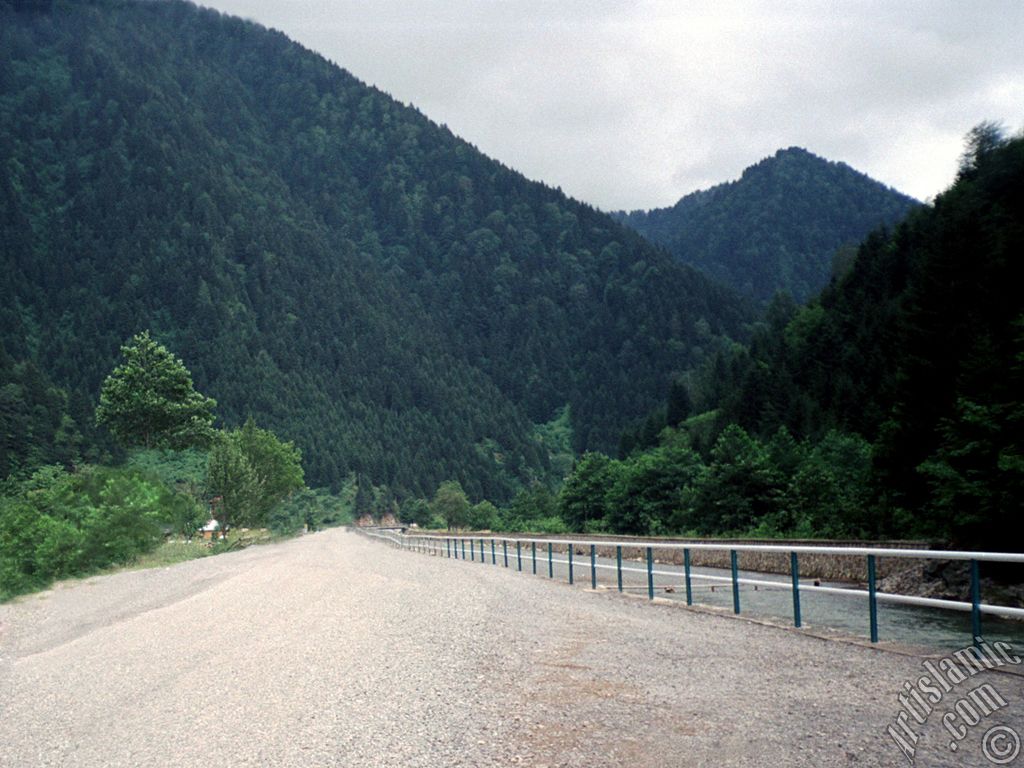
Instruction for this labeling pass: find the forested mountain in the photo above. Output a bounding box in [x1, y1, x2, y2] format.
[603, 126, 1023, 550]
[614, 148, 918, 303]
[0, 347, 113, 477]
[0, 0, 751, 499]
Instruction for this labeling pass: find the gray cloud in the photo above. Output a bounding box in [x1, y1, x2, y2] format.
[198, 0, 1024, 210]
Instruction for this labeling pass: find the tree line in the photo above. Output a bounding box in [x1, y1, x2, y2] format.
[398, 424, 872, 541]
[1, 332, 349, 600]
[397, 126, 1024, 553]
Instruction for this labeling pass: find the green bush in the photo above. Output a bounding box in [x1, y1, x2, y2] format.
[0, 465, 200, 601]
[267, 488, 352, 535]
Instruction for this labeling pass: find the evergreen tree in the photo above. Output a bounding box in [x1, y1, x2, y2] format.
[96, 332, 216, 450]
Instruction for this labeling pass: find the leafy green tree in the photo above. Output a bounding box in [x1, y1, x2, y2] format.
[399, 497, 433, 527]
[0, 496, 48, 598]
[1, 464, 191, 600]
[501, 483, 563, 532]
[431, 480, 470, 530]
[206, 420, 304, 529]
[691, 425, 782, 534]
[206, 437, 261, 531]
[235, 418, 304, 514]
[782, 430, 873, 538]
[96, 332, 216, 450]
[606, 434, 701, 535]
[466, 500, 499, 531]
[558, 452, 615, 531]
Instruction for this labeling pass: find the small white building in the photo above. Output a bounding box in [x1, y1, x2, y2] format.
[199, 518, 223, 540]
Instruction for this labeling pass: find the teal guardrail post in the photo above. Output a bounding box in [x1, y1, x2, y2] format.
[568, 545, 574, 585]
[548, 542, 553, 578]
[446, 538, 451, 558]
[590, 544, 597, 589]
[791, 551, 802, 628]
[461, 538, 467, 560]
[491, 539, 496, 564]
[503, 540, 508, 568]
[516, 541, 522, 572]
[970, 559, 982, 651]
[470, 538, 475, 561]
[532, 542, 537, 574]
[616, 545, 623, 592]
[684, 548, 693, 605]
[868, 554, 878, 643]
[646, 546, 654, 599]
[730, 550, 740, 614]
[480, 539, 485, 563]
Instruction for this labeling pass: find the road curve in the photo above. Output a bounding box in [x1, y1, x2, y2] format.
[1, 528, 1021, 767]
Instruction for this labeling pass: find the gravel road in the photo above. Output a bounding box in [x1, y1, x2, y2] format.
[2, 527, 1021, 767]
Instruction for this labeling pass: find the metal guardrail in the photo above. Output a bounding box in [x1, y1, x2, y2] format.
[356, 528, 1024, 647]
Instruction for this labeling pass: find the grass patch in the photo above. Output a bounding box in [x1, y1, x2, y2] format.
[125, 528, 279, 571]
[125, 540, 214, 570]
[2, 528, 295, 604]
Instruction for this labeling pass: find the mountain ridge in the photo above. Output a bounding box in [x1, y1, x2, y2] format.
[0, 0, 752, 498]
[613, 147, 919, 303]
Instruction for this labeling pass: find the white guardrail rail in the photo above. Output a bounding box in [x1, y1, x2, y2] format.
[355, 528, 1024, 647]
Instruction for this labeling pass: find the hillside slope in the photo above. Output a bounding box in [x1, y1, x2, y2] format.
[0, 0, 751, 498]
[615, 148, 918, 303]
[704, 128, 1024, 547]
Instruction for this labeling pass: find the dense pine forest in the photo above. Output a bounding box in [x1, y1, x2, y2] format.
[565, 126, 1022, 551]
[0, 0, 751, 501]
[614, 148, 918, 303]
[2, 0, 1021, 596]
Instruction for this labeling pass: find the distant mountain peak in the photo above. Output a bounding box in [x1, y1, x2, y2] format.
[613, 149, 919, 303]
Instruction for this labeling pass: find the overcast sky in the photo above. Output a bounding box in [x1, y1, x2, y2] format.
[196, 0, 1024, 211]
